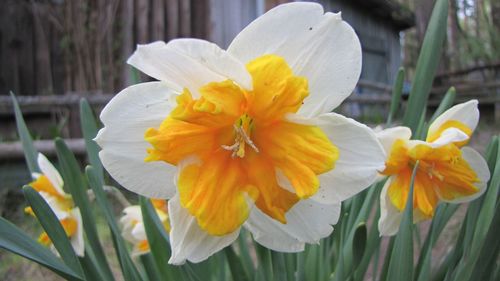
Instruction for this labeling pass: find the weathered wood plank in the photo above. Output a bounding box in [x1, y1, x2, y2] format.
[0, 139, 86, 160]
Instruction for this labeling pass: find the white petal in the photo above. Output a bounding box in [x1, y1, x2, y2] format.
[428, 100, 479, 138]
[275, 169, 296, 193]
[309, 113, 386, 204]
[429, 127, 469, 147]
[131, 222, 147, 241]
[375, 127, 412, 155]
[37, 153, 65, 196]
[244, 198, 340, 252]
[122, 206, 143, 222]
[96, 82, 178, 199]
[378, 178, 402, 236]
[228, 2, 361, 116]
[166, 39, 252, 90]
[70, 208, 85, 257]
[438, 147, 490, 204]
[168, 195, 239, 265]
[39, 192, 70, 220]
[128, 39, 251, 97]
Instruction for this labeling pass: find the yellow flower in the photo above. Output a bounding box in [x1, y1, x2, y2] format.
[376, 100, 490, 236]
[26, 154, 84, 256]
[96, 2, 385, 264]
[120, 199, 170, 257]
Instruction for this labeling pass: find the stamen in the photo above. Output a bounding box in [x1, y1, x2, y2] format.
[221, 123, 259, 158]
[235, 125, 259, 153]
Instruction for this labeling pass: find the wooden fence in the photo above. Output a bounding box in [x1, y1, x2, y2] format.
[0, 0, 210, 96]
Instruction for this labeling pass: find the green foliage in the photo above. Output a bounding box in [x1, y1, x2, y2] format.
[0, 216, 82, 280]
[22, 186, 84, 280]
[403, 0, 448, 132]
[387, 67, 405, 125]
[10, 91, 39, 174]
[386, 162, 417, 281]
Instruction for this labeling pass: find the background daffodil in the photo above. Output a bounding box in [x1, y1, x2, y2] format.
[96, 2, 385, 264]
[376, 100, 490, 236]
[120, 199, 170, 257]
[25, 153, 84, 257]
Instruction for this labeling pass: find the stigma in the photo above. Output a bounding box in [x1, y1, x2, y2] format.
[222, 114, 259, 158]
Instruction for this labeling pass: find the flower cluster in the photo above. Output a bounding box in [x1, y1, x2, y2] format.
[25, 153, 84, 256]
[91, 2, 491, 264]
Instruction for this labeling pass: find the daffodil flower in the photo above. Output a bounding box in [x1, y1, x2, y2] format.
[377, 100, 490, 236]
[96, 2, 385, 264]
[120, 199, 170, 257]
[25, 153, 84, 256]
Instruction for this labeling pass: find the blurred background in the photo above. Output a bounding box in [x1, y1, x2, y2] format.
[0, 1, 499, 279]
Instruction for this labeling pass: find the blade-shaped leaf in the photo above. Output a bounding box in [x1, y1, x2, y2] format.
[140, 196, 184, 281]
[352, 223, 367, 269]
[225, 245, 251, 281]
[55, 139, 115, 281]
[22, 186, 84, 278]
[386, 162, 418, 281]
[403, 0, 448, 132]
[10, 92, 39, 173]
[429, 87, 456, 123]
[454, 136, 500, 281]
[0, 216, 82, 280]
[387, 67, 405, 125]
[79, 99, 103, 182]
[86, 166, 144, 281]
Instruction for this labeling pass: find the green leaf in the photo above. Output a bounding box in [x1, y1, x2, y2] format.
[79, 245, 108, 281]
[55, 139, 115, 281]
[22, 186, 84, 278]
[485, 136, 499, 172]
[10, 92, 40, 173]
[469, 202, 500, 281]
[332, 214, 349, 281]
[454, 136, 500, 281]
[386, 162, 419, 281]
[339, 182, 381, 278]
[352, 223, 367, 269]
[140, 254, 162, 281]
[429, 87, 456, 123]
[79, 99, 103, 182]
[236, 229, 255, 280]
[225, 245, 251, 281]
[387, 67, 405, 125]
[353, 207, 381, 281]
[0, 216, 83, 280]
[415, 203, 459, 280]
[140, 196, 183, 281]
[271, 251, 287, 281]
[414, 110, 428, 140]
[403, 0, 448, 132]
[86, 166, 144, 281]
[379, 237, 394, 281]
[255, 244, 273, 281]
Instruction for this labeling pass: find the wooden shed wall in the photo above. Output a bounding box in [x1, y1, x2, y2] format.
[0, 0, 210, 96]
[316, 0, 402, 85]
[0, 0, 403, 97]
[208, 0, 403, 84]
